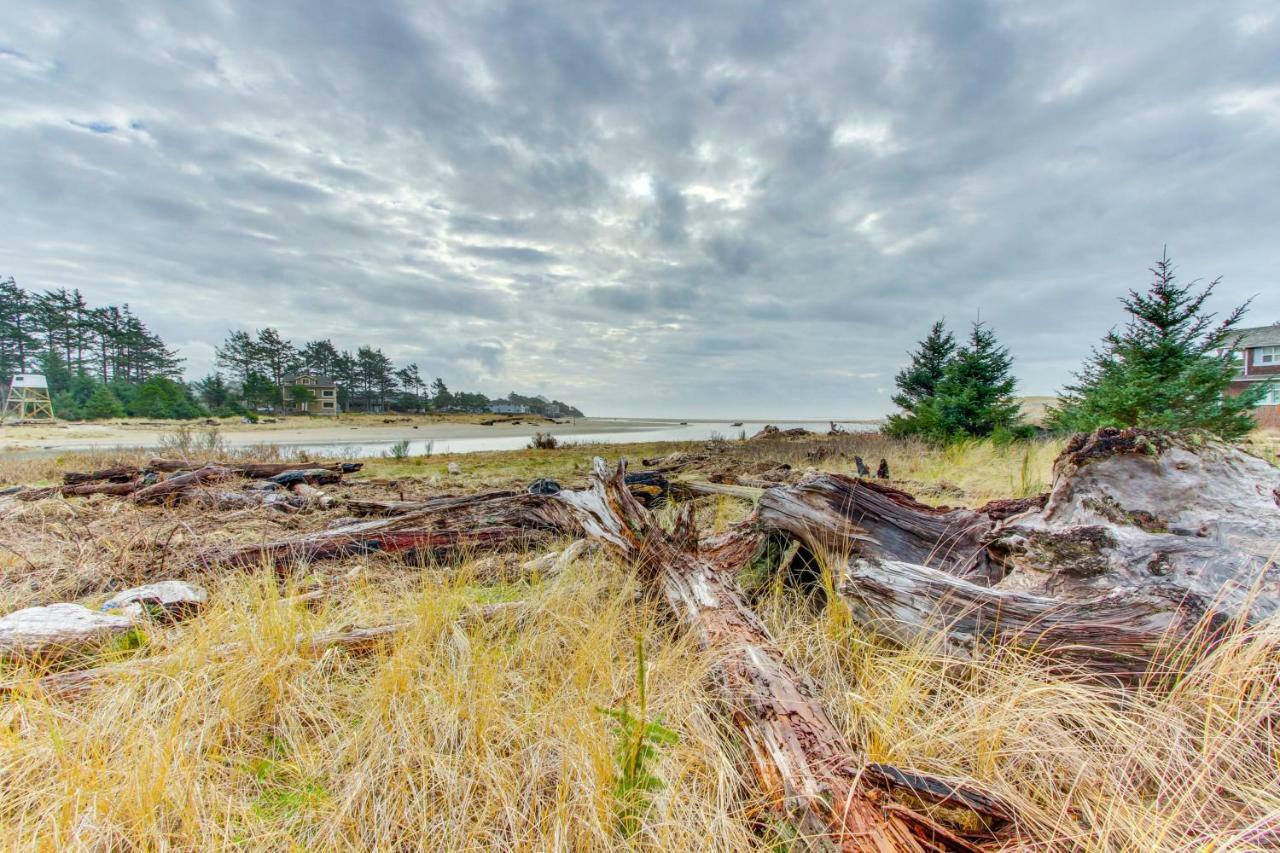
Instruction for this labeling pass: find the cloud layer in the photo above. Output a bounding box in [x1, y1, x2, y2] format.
[2, 1, 1278, 416]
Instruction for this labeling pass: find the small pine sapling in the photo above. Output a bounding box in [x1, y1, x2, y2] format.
[597, 637, 678, 836]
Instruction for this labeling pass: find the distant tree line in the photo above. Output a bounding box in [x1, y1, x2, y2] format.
[0, 276, 200, 419]
[885, 252, 1271, 443]
[0, 275, 584, 421]
[209, 327, 584, 417]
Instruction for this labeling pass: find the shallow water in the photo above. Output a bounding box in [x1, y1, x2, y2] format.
[258, 420, 874, 458]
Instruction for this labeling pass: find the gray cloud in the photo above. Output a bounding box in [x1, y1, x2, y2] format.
[1, 1, 1278, 416]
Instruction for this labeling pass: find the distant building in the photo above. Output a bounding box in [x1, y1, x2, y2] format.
[282, 371, 340, 415]
[1226, 324, 1280, 427]
[490, 402, 530, 414]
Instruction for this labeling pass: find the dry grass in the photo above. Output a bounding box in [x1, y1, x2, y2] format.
[0, 434, 1278, 850]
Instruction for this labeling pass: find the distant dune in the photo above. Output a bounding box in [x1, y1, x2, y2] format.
[1018, 395, 1059, 425]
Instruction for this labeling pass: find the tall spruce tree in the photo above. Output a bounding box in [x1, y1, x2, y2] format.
[923, 322, 1024, 440]
[885, 320, 955, 437]
[1047, 252, 1267, 439]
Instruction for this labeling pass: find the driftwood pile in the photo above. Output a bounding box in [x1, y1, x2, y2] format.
[10, 459, 363, 512]
[3, 428, 1278, 850]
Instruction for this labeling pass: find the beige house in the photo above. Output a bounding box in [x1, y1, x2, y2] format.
[282, 371, 340, 415]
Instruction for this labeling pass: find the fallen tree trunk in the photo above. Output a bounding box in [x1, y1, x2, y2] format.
[148, 459, 362, 477]
[62, 465, 145, 486]
[17, 479, 144, 501]
[757, 477, 999, 580]
[754, 429, 1280, 677]
[553, 460, 975, 851]
[833, 556, 1209, 678]
[193, 491, 569, 571]
[342, 491, 518, 517]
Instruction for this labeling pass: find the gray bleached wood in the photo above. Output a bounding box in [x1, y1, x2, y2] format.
[0, 603, 136, 660]
[101, 581, 208, 622]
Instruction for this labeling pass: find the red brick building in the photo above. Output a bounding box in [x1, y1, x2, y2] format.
[1227, 324, 1280, 428]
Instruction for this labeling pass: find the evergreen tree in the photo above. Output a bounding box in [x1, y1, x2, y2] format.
[194, 373, 234, 411]
[884, 320, 956, 437]
[254, 327, 301, 397]
[332, 350, 358, 410]
[1047, 252, 1267, 439]
[81, 384, 126, 419]
[128, 376, 204, 419]
[38, 350, 74, 396]
[396, 363, 424, 411]
[241, 372, 279, 410]
[0, 276, 38, 382]
[430, 377, 452, 410]
[299, 339, 342, 376]
[215, 330, 258, 384]
[921, 322, 1024, 440]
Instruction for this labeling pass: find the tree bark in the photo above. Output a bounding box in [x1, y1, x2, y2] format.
[17, 479, 144, 501]
[63, 465, 145, 486]
[753, 429, 1280, 677]
[147, 459, 362, 477]
[757, 477, 999, 580]
[130, 465, 237, 505]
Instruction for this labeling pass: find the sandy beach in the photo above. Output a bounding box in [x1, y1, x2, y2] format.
[0, 414, 675, 454]
[0, 414, 880, 457]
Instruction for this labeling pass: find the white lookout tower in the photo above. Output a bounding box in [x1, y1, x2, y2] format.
[1, 374, 55, 422]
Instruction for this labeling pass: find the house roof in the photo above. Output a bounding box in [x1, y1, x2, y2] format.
[283, 371, 336, 386]
[1229, 324, 1280, 349]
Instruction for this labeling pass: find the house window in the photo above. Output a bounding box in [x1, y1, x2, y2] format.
[1256, 346, 1279, 365]
[322, 401, 335, 408]
[322, 389, 334, 397]
[1262, 385, 1280, 406]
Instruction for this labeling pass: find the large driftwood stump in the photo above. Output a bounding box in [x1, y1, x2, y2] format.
[755, 429, 1280, 677]
[986, 430, 1280, 617]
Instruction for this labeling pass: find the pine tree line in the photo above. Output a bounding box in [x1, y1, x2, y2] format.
[209, 327, 584, 418]
[0, 277, 182, 385]
[1, 276, 197, 419]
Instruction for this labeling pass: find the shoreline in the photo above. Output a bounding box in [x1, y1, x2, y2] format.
[0, 415, 880, 456]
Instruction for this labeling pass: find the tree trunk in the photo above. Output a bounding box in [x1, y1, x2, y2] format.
[148, 459, 362, 478]
[753, 429, 1280, 677]
[192, 491, 569, 571]
[757, 477, 999, 580]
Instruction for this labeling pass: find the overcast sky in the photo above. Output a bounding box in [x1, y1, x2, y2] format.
[2, 2, 1278, 417]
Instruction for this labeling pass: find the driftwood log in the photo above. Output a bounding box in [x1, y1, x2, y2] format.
[193, 491, 571, 571]
[755, 429, 1280, 678]
[147, 459, 362, 477]
[129, 465, 237, 505]
[16, 479, 145, 501]
[61, 459, 361, 486]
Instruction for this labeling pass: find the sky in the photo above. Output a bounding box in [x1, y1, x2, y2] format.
[2, 1, 1278, 418]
